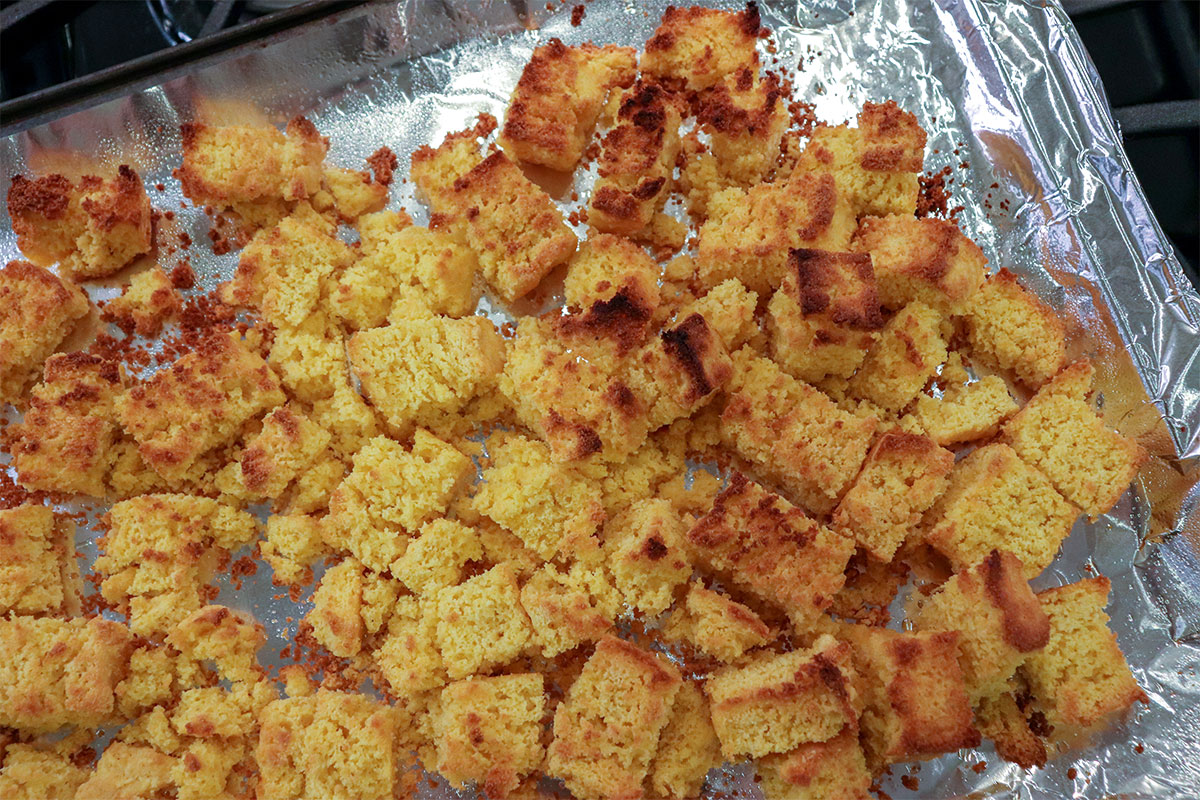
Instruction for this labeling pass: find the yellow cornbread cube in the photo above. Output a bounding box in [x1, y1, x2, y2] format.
[500, 39, 636, 170]
[305, 558, 366, 659]
[0, 260, 90, 404]
[974, 690, 1047, 769]
[965, 268, 1068, 388]
[630, 311, 735, 433]
[706, 635, 858, 759]
[676, 277, 760, 352]
[7, 353, 124, 497]
[347, 314, 505, 436]
[261, 513, 329, 586]
[116, 332, 285, 484]
[519, 560, 620, 657]
[167, 604, 266, 685]
[721, 349, 876, 514]
[0, 616, 132, 733]
[547, 636, 682, 800]
[7, 165, 153, 279]
[0, 504, 79, 617]
[847, 301, 948, 412]
[374, 596, 447, 699]
[640, 3, 761, 91]
[1003, 360, 1146, 517]
[73, 743, 177, 800]
[215, 404, 332, 507]
[563, 232, 660, 312]
[687, 474, 854, 628]
[832, 431, 954, 562]
[913, 372, 1019, 447]
[661, 583, 771, 664]
[1024, 577, 1145, 738]
[604, 498, 691, 616]
[766, 248, 884, 384]
[851, 214, 987, 315]
[922, 443, 1078, 577]
[434, 673, 545, 798]
[102, 266, 182, 336]
[648, 681, 721, 799]
[434, 564, 532, 680]
[756, 725, 872, 800]
[0, 739, 91, 800]
[393, 518, 482, 597]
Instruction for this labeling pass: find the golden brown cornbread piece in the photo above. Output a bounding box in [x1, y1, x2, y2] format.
[313, 164, 389, 223]
[261, 513, 328, 586]
[756, 725, 872, 800]
[563, 232, 660, 312]
[393, 518, 482, 597]
[0, 260, 90, 404]
[1023, 577, 1145, 739]
[305, 558, 367, 658]
[102, 266, 182, 336]
[913, 371, 1018, 446]
[832, 431, 954, 562]
[676, 277, 760, 352]
[0, 505, 79, 617]
[548, 636, 682, 800]
[640, 3, 761, 91]
[647, 681, 721, 799]
[500, 39, 636, 170]
[435, 564, 532, 680]
[0, 739, 91, 800]
[74, 743, 177, 800]
[215, 404, 334, 510]
[661, 583, 771, 663]
[974, 690, 1047, 769]
[604, 498, 691, 616]
[167, 604, 266, 685]
[847, 301, 948, 412]
[965, 268, 1068, 388]
[828, 548, 911, 627]
[519, 560, 620, 657]
[374, 596, 447, 699]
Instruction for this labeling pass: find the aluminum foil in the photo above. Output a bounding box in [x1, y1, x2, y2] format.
[2, 1, 1200, 797]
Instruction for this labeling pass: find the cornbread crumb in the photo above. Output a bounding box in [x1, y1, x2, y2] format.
[520, 560, 620, 657]
[662, 583, 771, 663]
[913, 372, 1018, 447]
[640, 3, 761, 91]
[394, 518, 482, 597]
[847, 301, 948, 412]
[757, 725, 871, 800]
[604, 498, 691, 616]
[965, 268, 1068, 387]
[829, 549, 910, 627]
[314, 164, 388, 222]
[305, 558, 366, 658]
[435, 564, 532, 680]
[102, 267, 181, 336]
[648, 681, 721, 799]
[0, 504, 79, 617]
[0, 260, 90, 403]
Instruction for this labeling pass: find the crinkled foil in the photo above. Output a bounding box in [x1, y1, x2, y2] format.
[3, 0, 1200, 797]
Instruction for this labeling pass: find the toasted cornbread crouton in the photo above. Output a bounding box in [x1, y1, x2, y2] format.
[0, 739, 91, 799]
[520, 560, 620, 657]
[322, 431, 472, 573]
[757, 726, 872, 800]
[662, 583, 771, 663]
[410, 116, 495, 208]
[348, 314, 505, 436]
[677, 277, 760, 352]
[640, 3, 761, 91]
[474, 433, 605, 560]
[922, 443, 1077, 577]
[374, 596, 447, 699]
[832, 432, 954, 562]
[393, 518, 482, 597]
[0, 260, 90, 403]
[913, 550, 1049, 702]
[974, 690, 1047, 768]
[721, 350, 876, 514]
[167, 604, 265, 685]
[435, 674, 545, 798]
[563, 233, 660, 312]
[8, 166, 153, 279]
[0, 616, 132, 733]
[117, 333, 285, 484]
[965, 268, 1068, 388]
[852, 215, 986, 315]
[102, 267, 181, 336]
[1004, 361, 1146, 516]
[648, 682, 721, 799]
[0, 505, 79, 617]
[548, 636, 682, 800]
[435, 564, 532, 680]
[767, 248, 884, 384]
[6, 353, 124, 497]
[1024, 577, 1145, 738]
[501, 39, 636, 170]
[256, 689, 396, 800]
[687, 475, 854, 628]
[842, 626, 980, 767]
[707, 635, 858, 759]
[261, 513, 328, 586]
[847, 301, 948, 412]
[695, 173, 856, 295]
[305, 558, 367, 658]
[604, 499, 691, 616]
[631, 311, 736, 432]
[589, 83, 682, 236]
[215, 404, 333, 507]
[913, 373, 1018, 446]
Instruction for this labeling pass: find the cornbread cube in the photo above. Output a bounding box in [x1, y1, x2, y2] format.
[215, 404, 332, 506]
[1024, 577, 1146, 738]
[519, 561, 620, 657]
[0, 505, 79, 617]
[589, 82, 683, 236]
[965, 268, 1068, 387]
[1004, 361, 1146, 516]
[167, 604, 266, 685]
[841, 626, 980, 766]
[687, 475, 854, 629]
[7, 166, 153, 279]
[322, 432, 473, 573]
[256, 689, 396, 800]
[706, 635, 858, 759]
[0, 740, 90, 800]
[347, 314, 505, 436]
[913, 550, 1049, 702]
[848, 301, 948, 412]
[473, 433, 605, 560]
[640, 3, 761, 91]
[170, 683, 264, 739]
[756, 726, 872, 800]
[74, 743, 176, 800]
[547, 636, 682, 800]
[375, 596, 447, 700]
[434, 564, 532, 679]
[115, 643, 207, 719]
[677, 277, 760, 352]
[922, 443, 1078, 577]
[851, 215, 986, 315]
[832, 432, 954, 562]
[721, 350, 876, 514]
[116, 333, 285, 484]
[313, 164, 388, 223]
[102, 266, 182, 336]
[434, 674, 545, 798]
[662, 583, 771, 663]
[913, 373, 1018, 447]
[6, 353, 124, 497]
[829, 549, 911, 627]
[695, 172, 856, 295]
[410, 115, 494, 207]
[0, 616, 132, 733]
[563, 233, 660, 312]
[261, 513, 329, 585]
[604, 499, 691, 616]
[766, 248, 884, 384]
[393, 518, 482, 597]
[0, 260, 90, 403]
[630, 311, 735, 432]
[648, 681, 721, 799]
[305, 559, 366, 658]
[500, 39, 636, 170]
[975, 690, 1047, 768]
[267, 321, 351, 405]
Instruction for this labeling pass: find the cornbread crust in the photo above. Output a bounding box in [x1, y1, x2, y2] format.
[500, 39, 637, 170]
[0, 260, 90, 404]
[547, 636, 682, 800]
[661, 583, 771, 663]
[756, 726, 872, 800]
[0, 505, 80, 617]
[640, 3, 761, 91]
[647, 681, 721, 799]
[102, 266, 182, 336]
[966, 268, 1068, 388]
[603, 498, 691, 616]
[847, 301, 948, 412]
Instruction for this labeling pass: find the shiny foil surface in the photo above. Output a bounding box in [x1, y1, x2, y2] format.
[2, 1, 1199, 797]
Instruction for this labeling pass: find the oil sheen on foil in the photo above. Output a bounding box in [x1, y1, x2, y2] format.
[1, 1, 1198, 798]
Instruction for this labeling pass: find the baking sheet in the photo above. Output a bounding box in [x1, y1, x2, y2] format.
[2, 0, 1200, 797]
